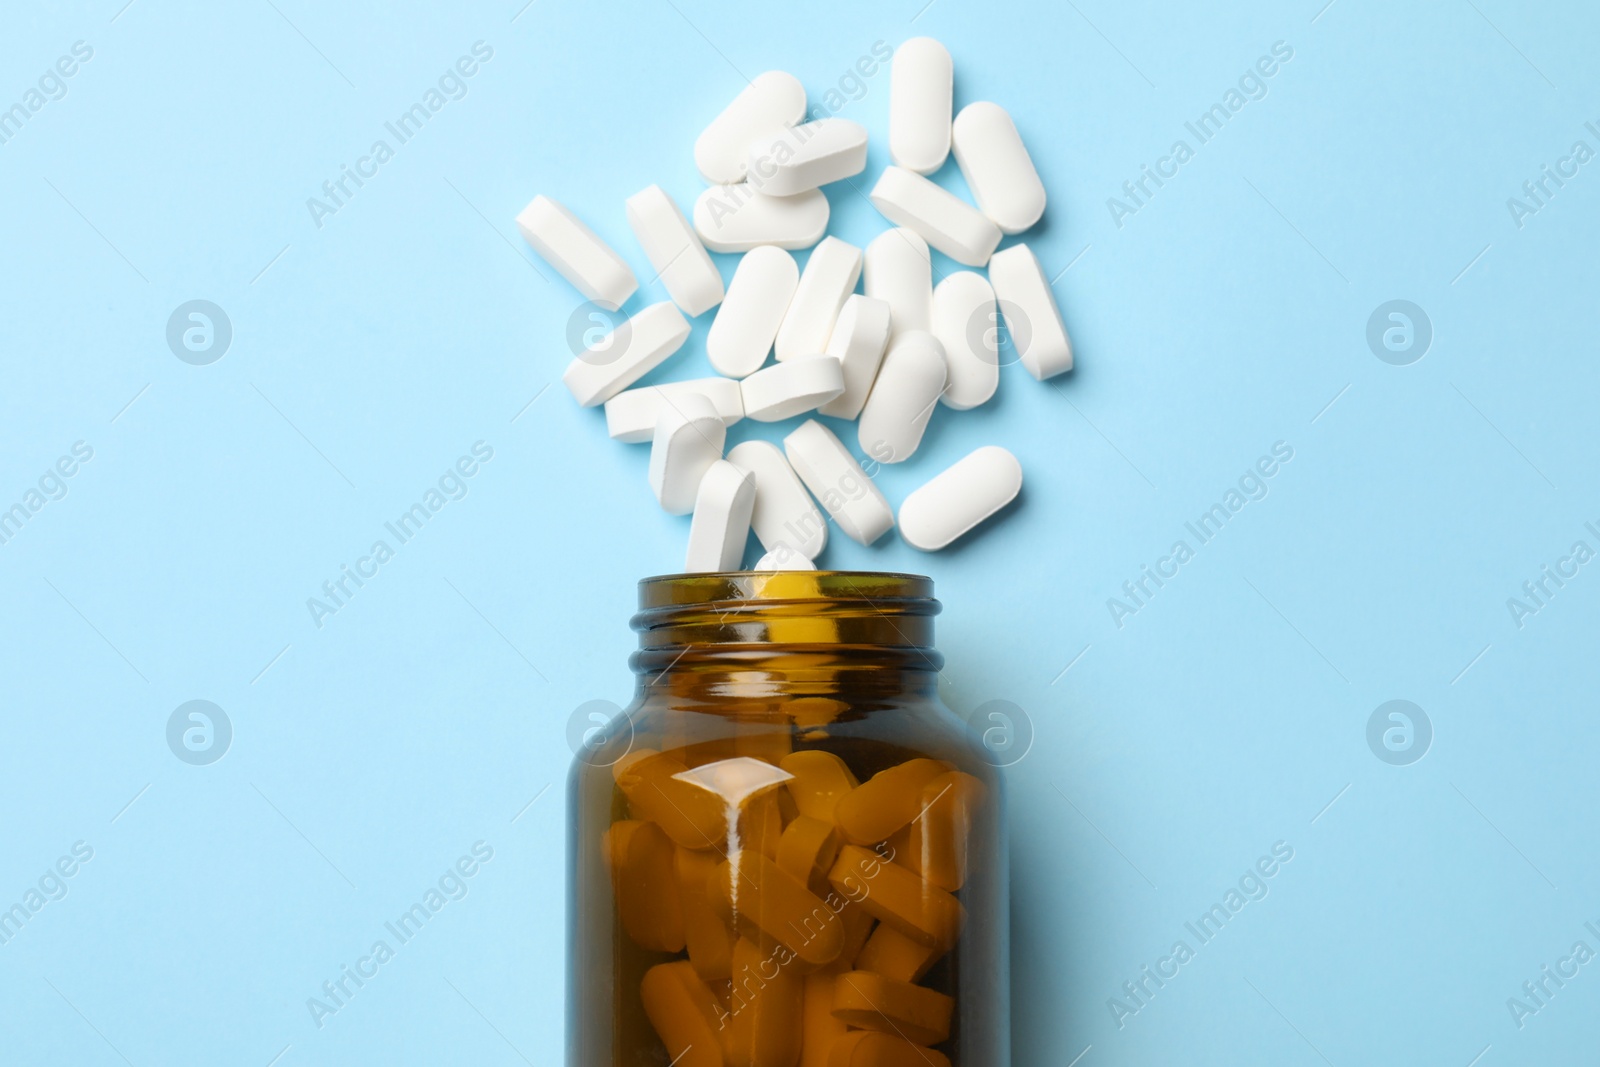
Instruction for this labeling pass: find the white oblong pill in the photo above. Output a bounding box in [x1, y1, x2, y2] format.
[515, 195, 637, 311]
[694, 71, 808, 184]
[952, 102, 1047, 235]
[693, 185, 829, 253]
[625, 185, 724, 317]
[753, 546, 815, 571]
[857, 330, 946, 464]
[706, 246, 799, 378]
[816, 295, 892, 419]
[869, 166, 1002, 267]
[728, 440, 827, 559]
[562, 302, 690, 407]
[775, 236, 862, 362]
[898, 445, 1022, 551]
[987, 244, 1073, 380]
[864, 228, 933, 338]
[889, 38, 952, 175]
[685, 459, 756, 572]
[931, 272, 998, 410]
[783, 420, 894, 546]
[739, 356, 845, 422]
[604, 378, 745, 443]
[649, 393, 727, 515]
[747, 119, 869, 196]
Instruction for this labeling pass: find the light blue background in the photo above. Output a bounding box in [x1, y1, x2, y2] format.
[2, 0, 1597, 1063]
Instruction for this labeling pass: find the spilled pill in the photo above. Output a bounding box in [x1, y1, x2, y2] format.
[685, 460, 755, 572]
[783, 420, 895, 546]
[649, 393, 727, 515]
[562, 301, 690, 407]
[727, 441, 828, 560]
[695, 70, 807, 184]
[536, 36, 1068, 590]
[856, 330, 947, 464]
[695, 185, 830, 253]
[931, 272, 999, 410]
[889, 38, 952, 175]
[897, 445, 1022, 551]
[740, 356, 845, 422]
[864, 229, 932, 338]
[753, 546, 816, 571]
[869, 165, 1002, 268]
[749, 118, 869, 196]
[514, 194, 637, 311]
[776, 237, 863, 362]
[952, 101, 1047, 234]
[816, 295, 893, 420]
[987, 243, 1073, 380]
[707, 245, 799, 378]
[604, 378, 744, 443]
[626, 184, 724, 317]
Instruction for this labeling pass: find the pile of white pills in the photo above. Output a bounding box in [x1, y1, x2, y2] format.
[516, 38, 1068, 573]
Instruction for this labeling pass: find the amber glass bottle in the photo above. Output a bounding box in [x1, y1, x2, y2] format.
[567, 571, 1009, 1067]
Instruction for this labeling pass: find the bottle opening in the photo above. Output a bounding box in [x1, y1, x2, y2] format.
[631, 571, 942, 674]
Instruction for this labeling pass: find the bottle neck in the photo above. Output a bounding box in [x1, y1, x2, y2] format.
[629, 572, 943, 706]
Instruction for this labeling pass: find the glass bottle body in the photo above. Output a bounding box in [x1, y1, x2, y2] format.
[567, 573, 1009, 1067]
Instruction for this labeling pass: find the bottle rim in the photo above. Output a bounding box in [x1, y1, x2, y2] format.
[637, 570, 935, 608]
[631, 571, 942, 668]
